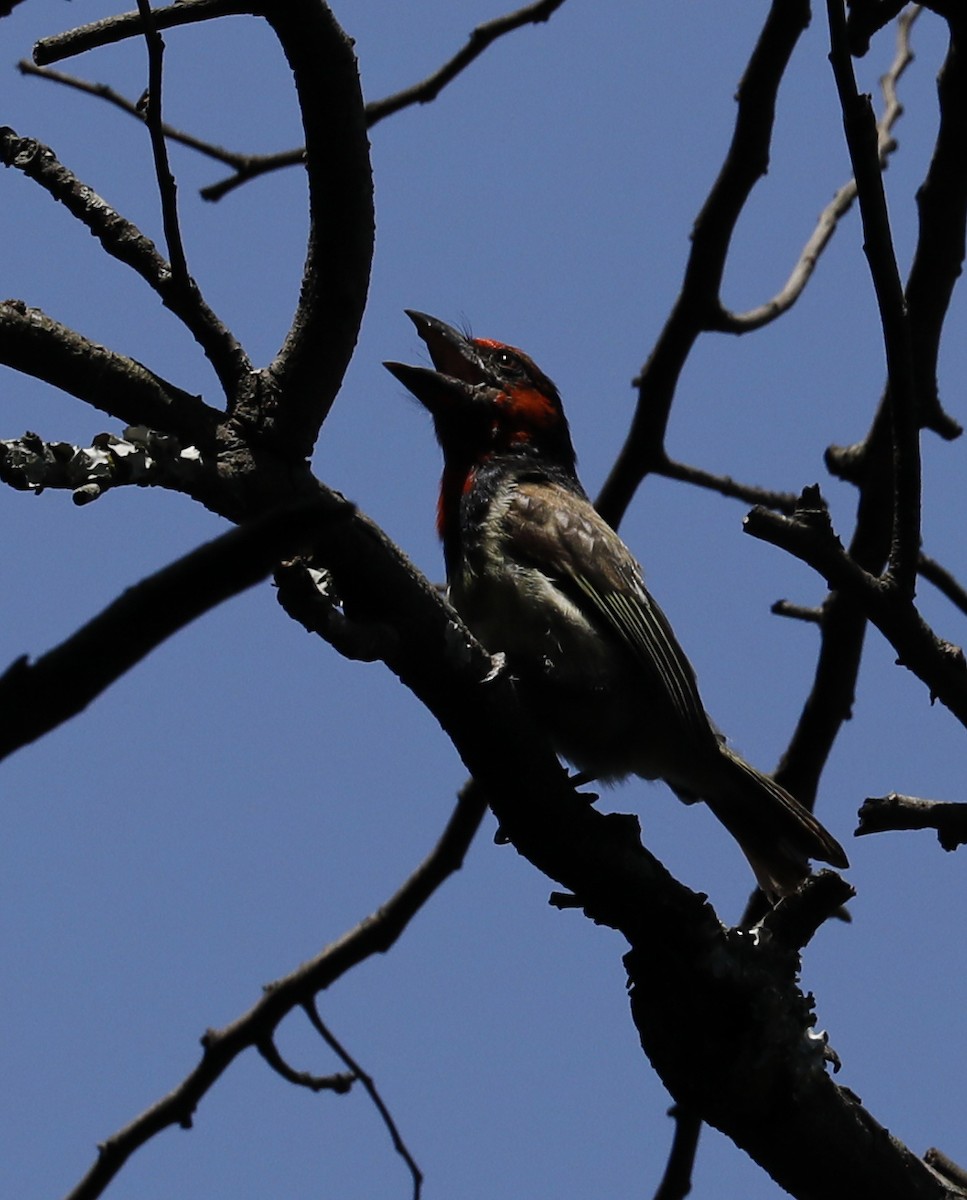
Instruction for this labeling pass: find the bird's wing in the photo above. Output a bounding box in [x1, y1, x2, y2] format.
[505, 479, 714, 746]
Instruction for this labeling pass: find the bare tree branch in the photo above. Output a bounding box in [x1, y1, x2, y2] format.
[256, 1038, 354, 1094]
[658, 456, 802, 512]
[134, 0, 191, 289]
[847, 0, 908, 55]
[652, 1104, 702, 1200]
[0, 498, 344, 763]
[827, 0, 920, 598]
[0, 427, 211, 503]
[304, 1000, 423, 1200]
[856, 792, 967, 849]
[924, 1148, 967, 1191]
[904, 10, 967, 439]
[596, 0, 812, 529]
[257, 1, 373, 454]
[33, 0, 242, 62]
[919, 551, 967, 617]
[0, 300, 221, 444]
[33, 1, 374, 456]
[744, 489, 967, 728]
[17, 61, 250, 167]
[63, 780, 487, 1200]
[0, 129, 248, 396]
[772, 599, 825, 624]
[365, 0, 567, 126]
[772, 9, 966, 810]
[133, 0, 568, 201]
[722, 6, 919, 332]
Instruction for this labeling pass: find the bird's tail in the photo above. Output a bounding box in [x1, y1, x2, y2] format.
[701, 748, 849, 900]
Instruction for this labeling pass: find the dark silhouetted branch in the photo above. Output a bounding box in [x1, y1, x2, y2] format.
[305, 1001, 423, 1200]
[134, 0, 191, 289]
[745, 489, 967, 728]
[18, 60, 249, 167]
[35, 2, 374, 454]
[62, 780, 488, 1200]
[722, 6, 918, 332]
[256, 1038, 354, 1094]
[652, 1105, 702, 1200]
[827, 0, 920, 597]
[919, 551, 967, 618]
[0, 300, 221, 445]
[149, 0, 569, 200]
[596, 0, 811, 528]
[0, 499, 343, 762]
[0, 128, 248, 396]
[257, 2, 373, 455]
[904, 12, 967, 440]
[659, 456, 802, 512]
[856, 792, 967, 850]
[365, 0, 567, 126]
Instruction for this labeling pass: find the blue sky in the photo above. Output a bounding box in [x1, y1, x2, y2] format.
[2, 3, 966, 1198]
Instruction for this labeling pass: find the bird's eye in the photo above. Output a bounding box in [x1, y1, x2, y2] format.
[495, 349, 523, 375]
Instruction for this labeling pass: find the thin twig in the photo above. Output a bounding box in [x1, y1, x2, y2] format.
[722, 7, 919, 331]
[0, 128, 248, 396]
[257, 1038, 354, 1094]
[596, 0, 812, 529]
[62, 781, 488, 1200]
[304, 1000, 423, 1200]
[659, 456, 802, 512]
[28, 1, 567, 202]
[18, 61, 248, 167]
[135, 0, 190, 287]
[745, 495, 967, 729]
[365, 0, 566, 125]
[827, 0, 921, 598]
[771, 599, 825, 624]
[919, 551, 967, 617]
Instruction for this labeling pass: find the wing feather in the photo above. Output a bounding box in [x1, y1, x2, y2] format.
[504, 479, 713, 744]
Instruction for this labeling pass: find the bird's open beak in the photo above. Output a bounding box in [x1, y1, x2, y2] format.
[384, 311, 492, 414]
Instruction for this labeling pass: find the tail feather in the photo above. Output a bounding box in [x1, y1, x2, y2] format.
[702, 748, 849, 900]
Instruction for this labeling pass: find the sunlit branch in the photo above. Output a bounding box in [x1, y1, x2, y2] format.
[0, 426, 213, 504]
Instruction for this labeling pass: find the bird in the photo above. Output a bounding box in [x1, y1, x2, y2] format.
[385, 311, 848, 899]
